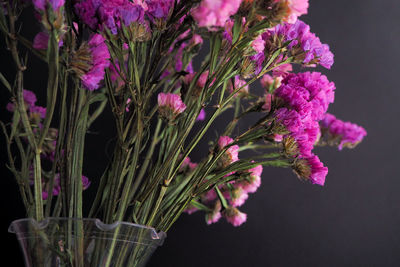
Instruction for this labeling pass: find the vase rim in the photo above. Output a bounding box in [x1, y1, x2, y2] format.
[8, 217, 166, 244]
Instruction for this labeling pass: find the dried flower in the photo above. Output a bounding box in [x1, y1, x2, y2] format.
[223, 206, 247, 226]
[321, 113, 367, 150]
[157, 93, 187, 120]
[206, 200, 222, 225]
[218, 136, 239, 168]
[79, 34, 110, 91]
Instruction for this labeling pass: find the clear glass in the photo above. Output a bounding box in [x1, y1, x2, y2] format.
[9, 217, 166, 267]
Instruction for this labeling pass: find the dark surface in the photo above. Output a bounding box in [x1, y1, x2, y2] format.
[2, 0, 400, 266]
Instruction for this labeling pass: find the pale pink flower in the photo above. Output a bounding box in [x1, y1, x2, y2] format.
[286, 0, 309, 24]
[223, 207, 247, 227]
[230, 187, 249, 207]
[239, 164, 263, 193]
[262, 93, 274, 112]
[228, 76, 249, 97]
[218, 136, 239, 168]
[251, 34, 265, 54]
[192, 0, 242, 29]
[157, 93, 186, 120]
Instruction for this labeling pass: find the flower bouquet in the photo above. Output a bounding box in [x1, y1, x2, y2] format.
[1, 0, 367, 266]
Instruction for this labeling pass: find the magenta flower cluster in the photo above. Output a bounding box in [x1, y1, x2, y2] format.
[268, 20, 334, 69]
[81, 34, 111, 91]
[6, 89, 47, 120]
[33, 0, 65, 11]
[188, 136, 264, 227]
[321, 113, 367, 150]
[74, 0, 173, 34]
[274, 72, 335, 185]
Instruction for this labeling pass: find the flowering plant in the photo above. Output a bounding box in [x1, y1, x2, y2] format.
[1, 0, 366, 263]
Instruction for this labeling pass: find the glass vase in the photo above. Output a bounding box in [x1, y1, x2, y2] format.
[8, 217, 166, 267]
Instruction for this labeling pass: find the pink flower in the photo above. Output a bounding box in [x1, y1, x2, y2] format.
[184, 205, 198, 215]
[230, 187, 249, 207]
[196, 108, 206, 121]
[251, 34, 265, 54]
[6, 89, 37, 113]
[286, 0, 309, 24]
[223, 207, 247, 226]
[33, 0, 65, 11]
[33, 32, 49, 50]
[82, 175, 91, 190]
[275, 108, 302, 133]
[157, 93, 187, 120]
[29, 106, 47, 119]
[206, 201, 222, 224]
[306, 154, 328, 186]
[197, 71, 209, 88]
[206, 211, 222, 225]
[239, 164, 262, 193]
[262, 93, 274, 112]
[228, 76, 249, 97]
[192, 0, 242, 29]
[218, 136, 239, 168]
[180, 156, 198, 172]
[81, 34, 110, 91]
[321, 113, 367, 150]
[201, 189, 217, 203]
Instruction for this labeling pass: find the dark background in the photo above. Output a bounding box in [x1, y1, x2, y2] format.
[2, 0, 400, 266]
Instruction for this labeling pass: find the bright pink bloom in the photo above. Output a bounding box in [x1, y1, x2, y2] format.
[192, 0, 242, 29]
[275, 108, 302, 133]
[157, 93, 187, 120]
[321, 113, 367, 150]
[81, 34, 110, 91]
[223, 207, 247, 227]
[268, 20, 334, 69]
[306, 154, 328, 186]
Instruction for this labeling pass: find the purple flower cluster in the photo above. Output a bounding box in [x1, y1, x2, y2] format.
[274, 72, 335, 185]
[268, 20, 334, 69]
[29, 172, 90, 200]
[321, 113, 367, 150]
[74, 0, 173, 34]
[81, 34, 110, 91]
[33, 0, 64, 11]
[6, 89, 47, 121]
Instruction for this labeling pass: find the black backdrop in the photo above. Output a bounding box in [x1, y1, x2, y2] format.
[1, 0, 400, 266]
